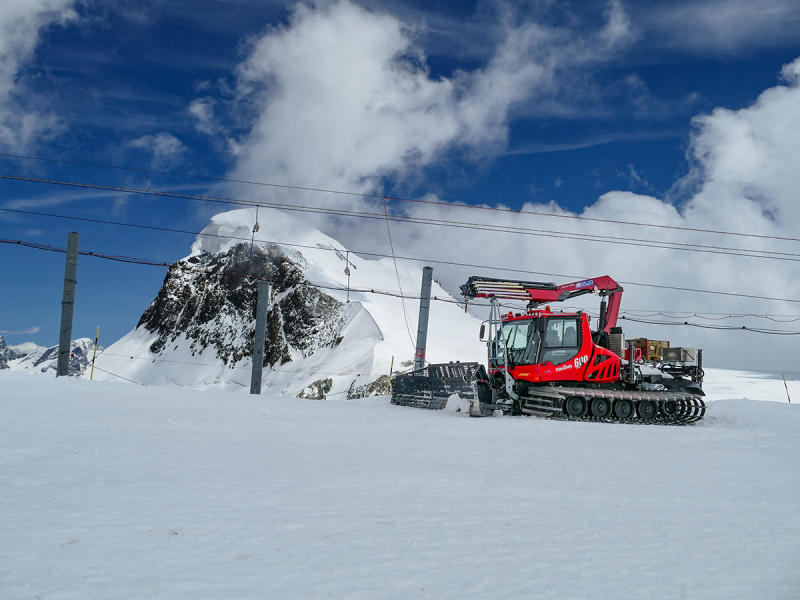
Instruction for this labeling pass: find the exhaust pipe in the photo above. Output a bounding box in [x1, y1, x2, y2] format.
[628, 340, 636, 385]
[598, 298, 607, 332]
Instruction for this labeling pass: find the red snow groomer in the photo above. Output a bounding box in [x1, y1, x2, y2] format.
[390, 275, 705, 424]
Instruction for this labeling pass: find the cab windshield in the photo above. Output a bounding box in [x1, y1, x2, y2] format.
[501, 319, 540, 366]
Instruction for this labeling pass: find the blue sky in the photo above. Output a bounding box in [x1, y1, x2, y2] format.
[2, 0, 800, 369]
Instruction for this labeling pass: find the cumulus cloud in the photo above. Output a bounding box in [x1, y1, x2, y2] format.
[0, 0, 77, 149]
[207, 1, 800, 370]
[128, 132, 187, 168]
[225, 0, 633, 203]
[682, 57, 800, 231]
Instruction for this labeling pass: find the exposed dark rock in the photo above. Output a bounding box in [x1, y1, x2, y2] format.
[0, 335, 13, 369]
[137, 242, 346, 368]
[297, 378, 333, 399]
[346, 374, 391, 399]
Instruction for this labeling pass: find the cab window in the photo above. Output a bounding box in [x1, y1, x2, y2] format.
[540, 318, 580, 365]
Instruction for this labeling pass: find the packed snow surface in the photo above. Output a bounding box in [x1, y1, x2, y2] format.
[1, 371, 798, 599]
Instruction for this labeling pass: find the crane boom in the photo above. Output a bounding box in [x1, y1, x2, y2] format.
[459, 275, 624, 332]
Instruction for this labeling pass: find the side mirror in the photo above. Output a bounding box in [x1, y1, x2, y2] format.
[479, 324, 486, 341]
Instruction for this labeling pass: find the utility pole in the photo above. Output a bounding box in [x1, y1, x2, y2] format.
[413, 266, 433, 372]
[57, 232, 80, 377]
[90, 326, 100, 381]
[250, 280, 271, 394]
[782, 374, 791, 403]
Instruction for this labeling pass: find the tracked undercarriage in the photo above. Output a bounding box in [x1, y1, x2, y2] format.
[390, 363, 706, 425]
[519, 386, 706, 425]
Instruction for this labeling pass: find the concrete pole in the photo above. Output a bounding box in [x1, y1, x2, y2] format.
[413, 266, 433, 372]
[57, 232, 80, 377]
[250, 280, 271, 394]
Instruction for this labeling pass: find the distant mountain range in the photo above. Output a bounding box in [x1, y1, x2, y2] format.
[0, 336, 100, 376]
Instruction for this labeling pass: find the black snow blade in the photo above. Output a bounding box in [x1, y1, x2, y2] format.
[390, 362, 492, 410]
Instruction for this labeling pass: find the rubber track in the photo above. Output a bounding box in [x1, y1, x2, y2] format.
[521, 387, 705, 425]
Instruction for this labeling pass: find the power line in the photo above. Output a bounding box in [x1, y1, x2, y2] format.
[0, 236, 454, 302]
[4, 235, 800, 311]
[382, 197, 416, 349]
[91, 365, 145, 385]
[3, 210, 800, 305]
[97, 352, 391, 375]
[3, 174, 800, 263]
[2, 151, 798, 244]
[523, 304, 800, 322]
[5, 237, 800, 334]
[619, 311, 800, 323]
[555, 306, 800, 323]
[618, 315, 800, 335]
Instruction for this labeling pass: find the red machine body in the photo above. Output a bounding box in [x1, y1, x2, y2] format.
[499, 309, 621, 386]
[461, 275, 625, 387]
[392, 274, 706, 424]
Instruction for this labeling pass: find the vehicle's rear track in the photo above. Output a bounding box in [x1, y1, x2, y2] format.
[522, 386, 705, 425]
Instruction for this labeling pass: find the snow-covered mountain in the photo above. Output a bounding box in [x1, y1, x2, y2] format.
[90, 207, 486, 396]
[0, 336, 100, 376]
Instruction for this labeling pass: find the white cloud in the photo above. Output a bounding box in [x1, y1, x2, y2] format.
[617, 164, 653, 191]
[0, 0, 77, 149]
[0, 326, 41, 335]
[128, 132, 187, 168]
[224, 0, 634, 202]
[683, 56, 800, 231]
[211, 1, 800, 370]
[188, 97, 218, 136]
[639, 0, 800, 54]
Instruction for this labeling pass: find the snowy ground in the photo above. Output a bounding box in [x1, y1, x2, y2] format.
[1, 371, 799, 599]
[703, 367, 797, 404]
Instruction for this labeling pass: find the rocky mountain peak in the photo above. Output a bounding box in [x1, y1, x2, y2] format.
[0, 335, 14, 369]
[90, 207, 485, 396]
[138, 240, 346, 369]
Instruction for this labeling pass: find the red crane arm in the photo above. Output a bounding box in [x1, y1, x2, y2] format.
[555, 276, 623, 332]
[460, 275, 624, 332]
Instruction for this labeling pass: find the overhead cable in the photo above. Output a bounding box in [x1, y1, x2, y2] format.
[2, 151, 799, 244]
[3, 213, 800, 305]
[97, 351, 392, 376]
[4, 236, 800, 315]
[618, 315, 800, 335]
[382, 197, 416, 349]
[2, 174, 799, 264]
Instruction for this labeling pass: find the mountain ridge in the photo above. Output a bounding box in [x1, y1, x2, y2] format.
[89, 207, 485, 396]
[0, 335, 100, 376]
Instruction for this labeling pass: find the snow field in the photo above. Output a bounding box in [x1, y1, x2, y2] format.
[703, 367, 798, 404]
[1, 372, 799, 599]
